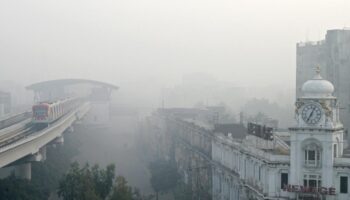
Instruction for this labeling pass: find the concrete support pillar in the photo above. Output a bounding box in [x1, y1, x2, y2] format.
[68, 126, 74, 133]
[50, 136, 64, 148]
[32, 153, 43, 162]
[40, 146, 47, 161]
[14, 163, 31, 180]
[55, 136, 64, 145]
[57, 135, 64, 144]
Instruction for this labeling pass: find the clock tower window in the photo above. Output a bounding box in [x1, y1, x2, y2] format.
[302, 139, 322, 168]
[304, 148, 321, 167]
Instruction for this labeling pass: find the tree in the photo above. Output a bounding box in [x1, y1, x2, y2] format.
[58, 162, 115, 200]
[109, 176, 133, 200]
[149, 159, 180, 200]
[0, 133, 83, 200]
[0, 175, 48, 200]
[92, 164, 115, 199]
[173, 182, 192, 200]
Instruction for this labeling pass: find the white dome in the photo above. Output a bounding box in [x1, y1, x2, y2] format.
[301, 73, 334, 98]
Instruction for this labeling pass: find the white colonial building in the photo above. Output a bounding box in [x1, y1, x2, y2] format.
[212, 69, 350, 200]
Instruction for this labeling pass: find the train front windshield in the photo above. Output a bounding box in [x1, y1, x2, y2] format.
[34, 106, 48, 117]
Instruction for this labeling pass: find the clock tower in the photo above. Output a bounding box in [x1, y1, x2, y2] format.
[289, 67, 344, 199]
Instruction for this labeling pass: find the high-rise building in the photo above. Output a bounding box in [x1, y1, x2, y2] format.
[296, 29, 350, 132]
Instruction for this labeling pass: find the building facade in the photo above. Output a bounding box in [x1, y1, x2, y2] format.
[212, 70, 350, 200]
[145, 68, 350, 200]
[144, 108, 215, 200]
[296, 29, 350, 132]
[288, 69, 350, 200]
[212, 125, 290, 200]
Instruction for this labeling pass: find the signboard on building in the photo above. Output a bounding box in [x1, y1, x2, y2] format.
[283, 184, 336, 195]
[247, 122, 273, 140]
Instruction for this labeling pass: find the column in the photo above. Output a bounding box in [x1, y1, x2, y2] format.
[14, 163, 31, 180]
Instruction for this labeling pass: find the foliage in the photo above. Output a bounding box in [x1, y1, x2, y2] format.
[109, 176, 133, 200]
[0, 175, 48, 200]
[92, 164, 116, 199]
[0, 130, 142, 200]
[58, 162, 116, 200]
[31, 133, 81, 197]
[173, 182, 192, 200]
[0, 132, 81, 199]
[149, 159, 180, 199]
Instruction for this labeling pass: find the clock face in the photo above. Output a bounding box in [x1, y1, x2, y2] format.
[301, 104, 322, 125]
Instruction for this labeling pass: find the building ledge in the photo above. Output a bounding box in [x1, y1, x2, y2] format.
[289, 126, 344, 132]
[215, 135, 290, 164]
[334, 157, 350, 166]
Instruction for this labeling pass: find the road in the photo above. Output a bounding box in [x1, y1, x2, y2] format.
[74, 114, 154, 195]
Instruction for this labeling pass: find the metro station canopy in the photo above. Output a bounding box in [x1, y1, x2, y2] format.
[26, 79, 119, 102]
[26, 79, 119, 91]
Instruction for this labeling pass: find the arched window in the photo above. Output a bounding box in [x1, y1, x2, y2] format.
[302, 140, 322, 167]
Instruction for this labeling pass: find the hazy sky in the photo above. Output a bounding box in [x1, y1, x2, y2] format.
[0, 0, 349, 88]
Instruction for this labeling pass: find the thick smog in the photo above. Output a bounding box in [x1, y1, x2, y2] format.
[0, 1, 350, 200]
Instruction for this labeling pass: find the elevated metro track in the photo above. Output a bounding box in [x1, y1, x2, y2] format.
[0, 102, 90, 168]
[0, 111, 32, 130]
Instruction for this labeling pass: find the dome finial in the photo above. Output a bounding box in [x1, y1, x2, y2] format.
[314, 65, 322, 79]
[316, 65, 321, 75]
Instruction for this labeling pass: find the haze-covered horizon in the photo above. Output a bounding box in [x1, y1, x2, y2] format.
[1, 0, 350, 89]
[2, 2, 350, 198]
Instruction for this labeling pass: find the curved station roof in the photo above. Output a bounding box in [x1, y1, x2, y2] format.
[26, 79, 119, 91]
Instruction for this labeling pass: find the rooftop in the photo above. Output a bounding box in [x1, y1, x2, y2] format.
[214, 123, 246, 139]
[26, 79, 119, 91]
